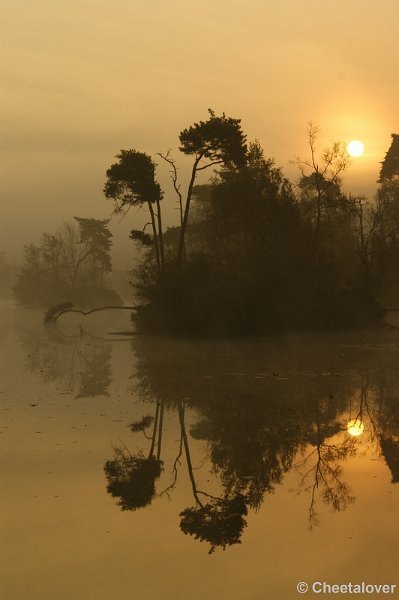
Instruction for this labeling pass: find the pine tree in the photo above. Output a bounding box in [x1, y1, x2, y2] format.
[379, 133, 399, 181]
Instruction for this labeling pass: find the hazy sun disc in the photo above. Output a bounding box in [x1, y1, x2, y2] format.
[347, 140, 364, 158]
[347, 418, 365, 437]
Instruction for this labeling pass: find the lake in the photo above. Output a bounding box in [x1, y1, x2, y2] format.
[1, 300, 398, 599]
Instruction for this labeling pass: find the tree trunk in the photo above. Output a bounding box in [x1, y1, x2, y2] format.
[148, 201, 161, 276]
[45, 304, 139, 324]
[156, 399, 164, 461]
[177, 156, 201, 266]
[156, 198, 165, 268]
[177, 399, 203, 507]
[148, 402, 160, 459]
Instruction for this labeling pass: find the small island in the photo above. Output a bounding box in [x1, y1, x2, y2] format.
[8, 116, 399, 338]
[103, 118, 399, 336]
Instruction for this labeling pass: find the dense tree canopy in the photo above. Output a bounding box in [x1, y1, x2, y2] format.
[179, 109, 247, 168]
[379, 133, 399, 181]
[104, 150, 163, 211]
[104, 149, 165, 273]
[176, 109, 248, 263]
[99, 113, 399, 336]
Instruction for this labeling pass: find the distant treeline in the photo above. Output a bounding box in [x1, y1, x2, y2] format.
[13, 217, 121, 308]
[103, 113, 399, 336]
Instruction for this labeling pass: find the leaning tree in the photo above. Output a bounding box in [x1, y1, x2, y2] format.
[104, 150, 164, 275]
[176, 109, 248, 264]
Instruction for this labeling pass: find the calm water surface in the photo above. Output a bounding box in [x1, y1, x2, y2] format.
[1, 301, 398, 599]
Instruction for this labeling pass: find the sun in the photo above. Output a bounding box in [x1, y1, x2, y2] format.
[347, 140, 365, 158]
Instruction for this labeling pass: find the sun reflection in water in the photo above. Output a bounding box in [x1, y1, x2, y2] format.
[347, 418, 365, 437]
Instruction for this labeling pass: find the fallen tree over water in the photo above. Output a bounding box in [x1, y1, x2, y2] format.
[44, 302, 138, 325]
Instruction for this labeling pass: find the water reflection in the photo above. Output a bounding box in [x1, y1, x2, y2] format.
[349, 373, 399, 484]
[380, 437, 399, 483]
[18, 321, 399, 552]
[347, 419, 365, 436]
[17, 319, 112, 398]
[104, 396, 250, 553]
[104, 399, 164, 510]
[294, 427, 357, 528]
[102, 335, 399, 552]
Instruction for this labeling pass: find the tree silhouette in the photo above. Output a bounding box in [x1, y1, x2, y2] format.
[296, 430, 356, 528]
[129, 415, 154, 433]
[104, 449, 162, 511]
[379, 436, 399, 484]
[177, 109, 247, 264]
[103, 334, 399, 548]
[294, 122, 350, 237]
[104, 398, 165, 510]
[350, 180, 399, 296]
[175, 398, 249, 553]
[180, 495, 248, 554]
[354, 372, 399, 485]
[379, 133, 399, 182]
[104, 150, 164, 274]
[73, 217, 112, 288]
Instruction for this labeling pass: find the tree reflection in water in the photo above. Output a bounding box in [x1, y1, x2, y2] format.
[104, 396, 249, 552]
[104, 399, 164, 510]
[349, 372, 399, 485]
[18, 322, 113, 398]
[294, 428, 357, 528]
[179, 496, 248, 554]
[104, 450, 162, 511]
[105, 335, 399, 552]
[20, 313, 399, 549]
[75, 340, 112, 398]
[176, 399, 248, 553]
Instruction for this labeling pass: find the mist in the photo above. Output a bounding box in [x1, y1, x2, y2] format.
[1, 2, 399, 599]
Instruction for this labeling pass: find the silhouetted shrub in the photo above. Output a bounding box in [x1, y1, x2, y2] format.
[104, 450, 163, 511]
[180, 495, 248, 553]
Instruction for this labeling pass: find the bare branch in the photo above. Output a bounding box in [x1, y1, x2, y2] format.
[159, 432, 183, 497]
[196, 159, 225, 171]
[157, 150, 184, 225]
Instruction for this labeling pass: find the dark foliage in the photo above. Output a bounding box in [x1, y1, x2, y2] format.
[180, 495, 248, 553]
[130, 229, 153, 247]
[129, 415, 154, 432]
[179, 109, 247, 168]
[379, 133, 399, 182]
[379, 435, 399, 483]
[132, 140, 388, 336]
[104, 150, 162, 210]
[95, 116, 398, 337]
[104, 450, 163, 511]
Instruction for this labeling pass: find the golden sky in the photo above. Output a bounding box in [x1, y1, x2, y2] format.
[1, 0, 398, 264]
